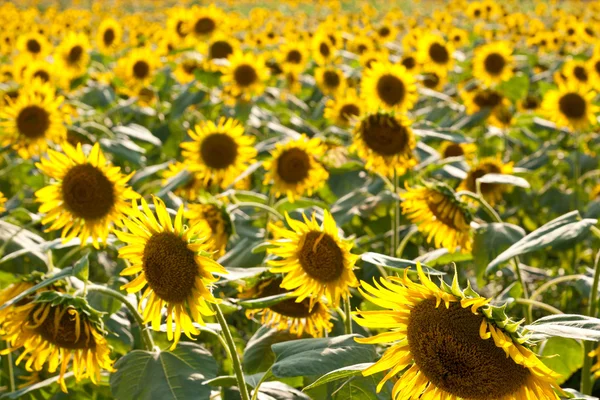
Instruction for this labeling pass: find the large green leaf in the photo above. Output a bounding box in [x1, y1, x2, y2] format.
[473, 223, 525, 280]
[540, 337, 583, 385]
[360, 252, 445, 275]
[486, 212, 598, 274]
[271, 334, 376, 378]
[525, 314, 600, 341]
[243, 326, 300, 374]
[110, 343, 217, 400]
[302, 363, 374, 391]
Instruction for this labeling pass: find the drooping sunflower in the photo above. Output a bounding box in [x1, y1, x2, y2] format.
[472, 41, 514, 87]
[166, 7, 190, 40]
[96, 18, 122, 55]
[115, 47, 161, 90]
[16, 32, 52, 59]
[267, 210, 359, 310]
[242, 277, 333, 338]
[0, 191, 6, 213]
[315, 66, 346, 97]
[458, 156, 514, 205]
[0, 82, 67, 159]
[353, 263, 563, 400]
[324, 88, 363, 128]
[263, 135, 329, 202]
[0, 292, 114, 393]
[361, 61, 417, 113]
[221, 51, 269, 102]
[541, 81, 598, 131]
[55, 32, 91, 79]
[417, 34, 454, 75]
[35, 143, 139, 249]
[352, 112, 417, 177]
[180, 118, 257, 189]
[116, 196, 227, 349]
[185, 201, 232, 258]
[438, 141, 477, 161]
[401, 182, 473, 253]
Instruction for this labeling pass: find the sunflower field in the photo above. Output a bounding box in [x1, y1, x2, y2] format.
[3, 0, 600, 399]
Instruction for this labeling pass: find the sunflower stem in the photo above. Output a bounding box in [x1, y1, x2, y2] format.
[581, 250, 600, 395]
[82, 285, 155, 351]
[250, 367, 272, 400]
[513, 299, 562, 315]
[396, 226, 418, 258]
[1, 341, 15, 393]
[391, 170, 399, 257]
[213, 303, 251, 400]
[343, 295, 353, 335]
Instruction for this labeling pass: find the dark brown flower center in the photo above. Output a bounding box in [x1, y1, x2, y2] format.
[574, 66, 588, 82]
[103, 28, 115, 46]
[200, 133, 238, 169]
[378, 26, 391, 38]
[522, 95, 539, 110]
[260, 279, 317, 318]
[473, 90, 502, 108]
[484, 53, 506, 75]
[34, 305, 96, 350]
[26, 39, 41, 54]
[299, 231, 344, 283]
[323, 70, 340, 88]
[286, 49, 303, 64]
[442, 143, 464, 158]
[33, 70, 50, 82]
[182, 60, 199, 75]
[401, 56, 416, 70]
[319, 42, 330, 57]
[68, 45, 84, 64]
[209, 40, 233, 59]
[361, 114, 410, 156]
[17, 105, 50, 139]
[176, 21, 186, 37]
[276, 147, 311, 184]
[559, 92, 586, 119]
[429, 42, 449, 64]
[423, 73, 440, 89]
[339, 103, 360, 122]
[234, 64, 258, 87]
[376, 74, 406, 106]
[61, 164, 115, 220]
[195, 17, 216, 35]
[143, 232, 198, 303]
[407, 299, 530, 400]
[133, 60, 150, 79]
[466, 163, 502, 195]
[595, 61, 600, 75]
[426, 192, 465, 228]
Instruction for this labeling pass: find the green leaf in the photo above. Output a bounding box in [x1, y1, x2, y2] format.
[170, 83, 206, 119]
[476, 173, 530, 188]
[302, 363, 373, 391]
[473, 223, 525, 280]
[0, 372, 74, 399]
[251, 242, 276, 254]
[525, 314, 600, 341]
[237, 292, 292, 309]
[243, 327, 300, 374]
[274, 197, 329, 214]
[540, 337, 583, 385]
[486, 212, 598, 274]
[497, 73, 529, 102]
[100, 137, 146, 165]
[113, 124, 162, 146]
[216, 267, 268, 283]
[0, 267, 73, 312]
[259, 382, 312, 400]
[110, 343, 217, 400]
[415, 248, 473, 267]
[73, 253, 89, 281]
[360, 252, 445, 275]
[271, 334, 376, 378]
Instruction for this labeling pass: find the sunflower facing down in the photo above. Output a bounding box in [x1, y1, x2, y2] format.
[458, 156, 514, 205]
[35, 143, 139, 249]
[353, 264, 563, 400]
[324, 88, 363, 128]
[361, 61, 417, 113]
[472, 41, 515, 87]
[541, 81, 598, 131]
[0, 82, 67, 159]
[401, 182, 473, 253]
[116, 196, 227, 349]
[0, 292, 114, 393]
[185, 201, 232, 258]
[221, 51, 269, 102]
[263, 135, 329, 203]
[180, 118, 257, 189]
[352, 112, 417, 177]
[267, 210, 359, 310]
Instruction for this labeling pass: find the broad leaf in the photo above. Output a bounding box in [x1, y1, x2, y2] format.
[302, 363, 373, 391]
[525, 314, 600, 341]
[540, 337, 583, 385]
[361, 252, 444, 275]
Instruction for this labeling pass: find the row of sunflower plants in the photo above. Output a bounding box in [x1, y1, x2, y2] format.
[1, 0, 600, 399]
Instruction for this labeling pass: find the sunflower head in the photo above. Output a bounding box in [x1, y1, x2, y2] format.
[0, 291, 113, 393]
[473, 41, 515, 87]
[418, 34, 454, 75]
[221, 51, 269, 102]
[438, 141, 477, 161]
[17, 32, 51, 59]
[361, 61, 417, 113]
[263, 135, 329, 202]
[96, 18, 122, 55]
[56, 32, 91, 79]
[541, 81, 598, 131]
[185, 200, 233, 258]
[115, 47, 161, 90]
[116, 196, 227, 349]
[351, 112, 417, 177]
[315, 66, 346, 96]
[458, 156, 514, 205]
[324, 88, 363, 127]
[267, 210, 359, 310]
[354, 263, 563, 400]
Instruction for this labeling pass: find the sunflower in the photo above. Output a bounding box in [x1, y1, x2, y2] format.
[324, 88, 363, 128]
[352, 112, 417, 177]
[472, 41, 514, 87]
[16, 32, 52, 59]
[353, 263, 563, 400]
[421, 70, 446, 92]
[166, 8, 190, 40]
[267, 210, 359, 310]
[188, 5, 224, 41]
[401, 182, 473, 253]
[161, 161, 208, 202]
[558, 60, 593, 88]
[0, 292, 114, 393]
[315, 65, 346, 97]
[221, 51, 269, 102]
[0, 81, 67, 159]
[462, 88, 507, 115]
[115, 47, 161, 90]
[312, 31, 338, 66]
[518, 94, 542, 113]
[35, 143, 138, 249]
[21, 60, 61, 88]
[541, 81, 598, 131]
[400, 53, 419, 74]
[277, 42, 309, 73]
[180, 117, 257, 189]
[173, 54, 203, 84]
[242, 277, 333, 337]
[361, 61, 417, 113]
[448, 27, 469, 48]
[438, 141, 477, 161]
[359, 48, 389, 70]
[116, 196, 227, 349]
[587, 54, 600, 89]
[489, 104, 515, 129]
[0, 191, 6, 213]
[96, 18, 122, 55]
[458, 157, 514, 205]
[417, 34, 454, 75]
[55, 32, 90, 79]
[263, 135, 329, 202]
[185, 201, 232, 258]
[203, 33, 239, 70]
